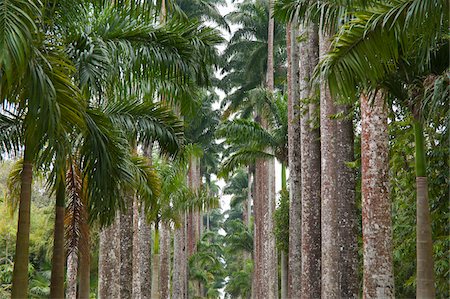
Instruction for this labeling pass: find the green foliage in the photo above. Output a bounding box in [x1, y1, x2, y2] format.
[189, 231, 225, 298]
[274, 189, 289, 253]
[389, 108, 449, 297]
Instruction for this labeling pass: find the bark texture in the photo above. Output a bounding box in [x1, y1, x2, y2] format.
[98, 218, 120, 299]
[336, 104, 358, 298]
[151, 252, 161, 299]
[319, 31, 339, 299]
[416, 177, 436, 298]
[160, 222, 171, 299]
[139, 206, 152, 299]
[300, 23, 321, 299]
[66, 251, 78, 299]
[287, 18, 303, 299]
[254, 2, 278, 297]
[280, 251, 288, 299]
[132, 196, 141, 299]
[78, 224, 90, 299]
[173, 214, 187, 299]
[119, 196, 134, 299]
[11, 152, 33, 299]
[50, 180, 66, 299]
[361, 92, 395, 298]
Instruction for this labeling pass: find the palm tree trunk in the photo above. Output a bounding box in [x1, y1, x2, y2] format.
[280, 250, 288, 299]
[173, 213, 187, 299]
[78, 223, 90, 299]
[254, 1, 278, 297]
[66, 251, 78, 298]
[98, 218, 120, 298]
[139, 205, 152, 299]
[287, 17, 302, 299]
[414, 119, 436, 298]
[319, 31, 339, 298]
[300, 23, 321, 298]
[151, 225, 161, 299]
[50, 178, 66, 299]
[361, 92, 394, 298]
[246, 166, 252, 228]
[336, 104, 358, 298]
[120, 195, 134, 299]
[132, 196, 141, 298]
[160, 222, 171, 299]
[11, 144, 33, 299]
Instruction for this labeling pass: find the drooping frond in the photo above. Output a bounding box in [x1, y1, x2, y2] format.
[129, 155, 161, 214]
[64, 161, 88, 257]
[0, 109, 23, 156]
[219, 147, 274, 179]
[217, 119, 277, 148]
[0, 0, 39, 84]
[318, 0, 449, 99]
[103, 99, 184, 156]
[5, 159, 23, 216]
[79, 108, 134, 225]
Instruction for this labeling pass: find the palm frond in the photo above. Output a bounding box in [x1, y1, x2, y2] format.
[219, 147, 274, 179]
[64, 161, 88, 257]
[5, 159, 23, 217]
[104, 99, 184, 156]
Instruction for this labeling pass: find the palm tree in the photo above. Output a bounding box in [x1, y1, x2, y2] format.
[0, 3, 84, 297]
[319, 0, 448, 296]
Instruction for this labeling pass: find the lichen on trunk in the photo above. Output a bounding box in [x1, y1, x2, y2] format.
[361, 92, 395, 298]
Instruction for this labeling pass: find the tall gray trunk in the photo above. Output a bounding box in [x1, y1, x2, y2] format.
[259, 1, 278, 297]
[132, 196, 141, 299]
[139, 205, 152, 299]
[173, 213, 187, 299]
[151, 252, 161, 299]
[287, 17, 302, 299]
[66, 251, 78, 299]
[361, 92, 394, 298]
[280, 251, 288, 299]
[300, 23, 321, 298]
[98, 217, 120, 298]
[120, 196, 134, 299]
[319, 31, 339, 298]
[160, 222, 171, 299]
[336, 104, 358, 298]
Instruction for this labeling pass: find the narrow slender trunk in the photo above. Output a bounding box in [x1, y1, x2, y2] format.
[280, 251, 288, 299]
[132, 197, 141, 298]
[160, 222, 171, 299]
[50, 179, 66, 299]
[252, 166, 261, 299]
[98, 218, 120, 298]
[141, 146, 153, 299]
[139, 205, 152, 299]
[78, 223, 90, 299]
[300, 23, 321, 298]
[173, 214, 187, 299]
[151, 225, 161, 299]
[120, 195, 134, 299]
[319, 31, 339, 298]
[11, 144, 33, 299]
[256, 1, 278, 297]
[246, 167, 252, 228]
[66, 251, 78, 298]
[361, 92, 394, 298]
[414, 119, 435, 298]
[336, 104, 358, 298]
[287, 17, 302, 299]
